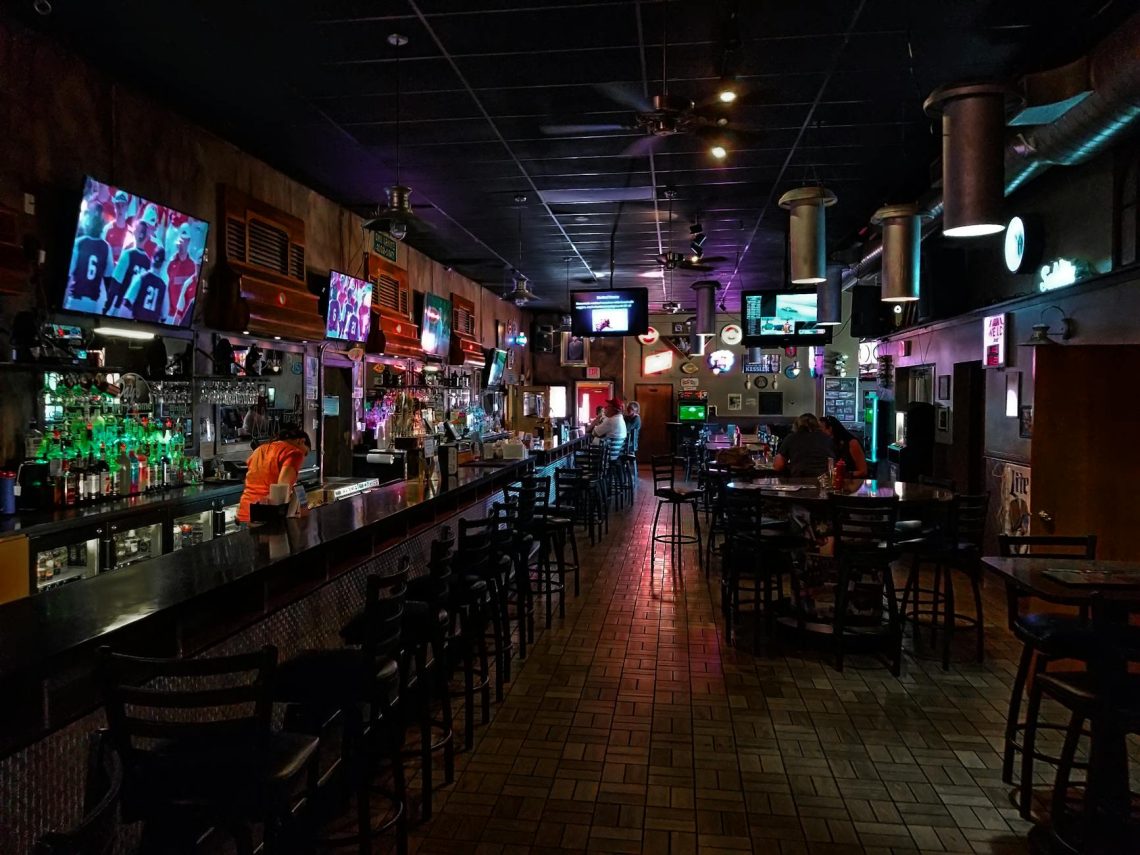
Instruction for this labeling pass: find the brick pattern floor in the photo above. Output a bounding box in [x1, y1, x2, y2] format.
[394, 474, 1077, 855]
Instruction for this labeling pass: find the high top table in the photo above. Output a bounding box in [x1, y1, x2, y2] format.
[982, 555, 1140, 854]
[725, 477, 953, 506]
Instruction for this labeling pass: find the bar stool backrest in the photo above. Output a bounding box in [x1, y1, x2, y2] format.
[504, 483, 547, 526]
[553, 468, 587, 511]
[358, 556, 410, 666]
[950, 493, 990, 550]
[457, 517, 496, 575]
[33, 731, 122, 855]
[650, 455, 679, 493]
[831, 496, 900, 556]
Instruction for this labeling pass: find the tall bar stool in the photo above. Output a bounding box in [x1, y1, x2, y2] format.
[899, 493, 990, 669]
[34, 731, 122, 855]
[649, 454, 703, 576]
[493, 499, 538, 659]
[574, 445, 610, 540]
[553, 467, 596, 556]
[506, 480, 568, 627]
[997, 534, 1100, 817]
[275, 561, 411, 852]
[97, 644, 320, 855]
[457, 514, 516, 700]
[521, 473, 582, 601]
[451, 519, 499, 749]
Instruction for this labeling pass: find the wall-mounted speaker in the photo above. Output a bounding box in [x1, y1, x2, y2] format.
[532, 323, 555, 353]
[849, 284, 892, 339]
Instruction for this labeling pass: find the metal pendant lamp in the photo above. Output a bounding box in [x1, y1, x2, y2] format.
[504, 195, 536, 306]
[924, 82, 1018, 238]
[873, 204, 924, 302]
[778, 186, 836, 284]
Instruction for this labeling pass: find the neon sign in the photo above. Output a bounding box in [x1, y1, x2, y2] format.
[1038, 258, 1092, 292]
[642, 350, 673, 375]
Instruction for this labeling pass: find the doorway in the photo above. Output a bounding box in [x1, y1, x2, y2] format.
[573, 381, 613, 428]
[949, 361, 985, 493]
[322, 365, 353, 478]
[634, 383, 673, 461]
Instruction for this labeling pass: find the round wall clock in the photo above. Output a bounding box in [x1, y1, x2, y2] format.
[719, 323, 743, 346]
[680, 361, 699, 375]
[784, 346, 798, 358]
[637, 326, 660, 346]
[754, 376, 768, 389]
[784, 364, 801, 379]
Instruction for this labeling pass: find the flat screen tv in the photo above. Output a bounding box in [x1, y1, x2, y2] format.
[325, 270, 374, 342]
[420, 293, 452, 359]
[741, 290, 832, 346]
[483, 348, 507, 388]
[62, 176, 209, 328]
[678, 403, 708, 422]
[570, 288, 649, 337]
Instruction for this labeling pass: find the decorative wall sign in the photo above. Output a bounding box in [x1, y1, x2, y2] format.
[937, 375, 951, 401]
[680, 360, 699, 375]
[1019, 404, 1033, 438]
[784, 363, 800, 379]
[560, 332, 589, 367]
[1038, 257, 1093, 292]
[1004, 216, 1025, 273]
[727, 393, 742, 411]
[586, 366, 601, 379]
[707, 349, 736, 375]
[637, 326, 660, 346]
[679, 377, 700, 390]
[784, 346, 798, 358]
[642, 350, 673, 375]
[372, 230, 398, 263]
[754, 376, 768, 389]
[743, 353, 781, 374]
[672, 322, 686, 334]
[719, 323, 743, 345]
[983, 314, 1007, 368]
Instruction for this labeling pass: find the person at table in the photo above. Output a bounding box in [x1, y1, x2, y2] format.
[585, 404, 605, 432]
[820, 415, 868, 478]
[624, 401, 641, 455]
[591, 398, 627, 459]
[236, 427, 312, 522]
[772, 413, 834, 477]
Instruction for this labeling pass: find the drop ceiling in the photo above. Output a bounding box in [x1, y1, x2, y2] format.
[14, 0, 1131, 310]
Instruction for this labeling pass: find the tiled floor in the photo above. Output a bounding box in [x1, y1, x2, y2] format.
[399, 475, 1056, 855]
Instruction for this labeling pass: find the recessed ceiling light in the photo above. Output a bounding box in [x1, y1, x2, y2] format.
[710, 145, 727, 160]
[573, 215, 589, 223]
[718, 90, 737, 104]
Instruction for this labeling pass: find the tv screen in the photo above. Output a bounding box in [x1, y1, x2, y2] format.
[325, 270, 373, 342]
[570, 288, 649, 337]
[420, 293, 452, 359]
[678, 403, 707, 422]
[62, 176, 209, 328]
[741, 290, 832, 346]
[484, 348, 507, 388]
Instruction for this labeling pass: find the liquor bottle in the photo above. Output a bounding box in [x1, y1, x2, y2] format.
[97, 444, 113, 499]
[137, 444, 150, 493]
[160, 445, 172, 489]
[128, 447, 140, 496]
[85, 450, 101, 503]
[62, 461, 77, 507]
[117, 445, 131, 497]
[46, 430, 64, 478]
[74, 456, 88, 505]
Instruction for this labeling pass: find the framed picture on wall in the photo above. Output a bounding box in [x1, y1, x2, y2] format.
[727, 393, 742, 411]
[937, 375, 951, 400]
[560, 332, 589, 367]
[1019, 405, 1033, 439]
[936, 405, 950, 432]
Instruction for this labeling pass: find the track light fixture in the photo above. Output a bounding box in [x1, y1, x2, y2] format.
[709, 145, 727, 160]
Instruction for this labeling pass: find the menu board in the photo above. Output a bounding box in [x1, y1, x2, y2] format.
[823, 376, 859, 424]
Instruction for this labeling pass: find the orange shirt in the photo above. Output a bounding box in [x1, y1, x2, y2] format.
[237, 440, 306, 522]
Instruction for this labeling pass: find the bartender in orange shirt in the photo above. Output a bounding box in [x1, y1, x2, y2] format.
[236, 427, 311, 522]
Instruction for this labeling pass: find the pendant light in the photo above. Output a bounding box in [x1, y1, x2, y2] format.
[778, 186, 836, 284]
[559, 257, 572, 331]
[504, 195, 536, 306]
[924, 83, 1016, 238]
[1020, 305, 1075, 346]
[363, 34, 414, 240]
[873, 204, 924, 302]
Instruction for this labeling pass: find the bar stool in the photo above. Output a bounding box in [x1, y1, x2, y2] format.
[97, 644, 320, 855]
[493, 499, 538, 659]
[649, 454, 703, 576]
[899, 493, 990, 669]
[451, 519, 499, 749]
[574, 446, 609, 541]
[34, 731, 122, 855]
[457, 514, 516, 700]
[553, 467, 596, 558]
[998, 534, 1099, 817]
[275, 562, 410, 852]
[521, 473, 582, 601]
[506, 480, 569, 627]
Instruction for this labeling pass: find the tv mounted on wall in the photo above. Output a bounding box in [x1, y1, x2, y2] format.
[569, 288, 649, 337]
[325, 270, 374, 342]
[741, 290, 832, 346]
[62, 176, 209, 328]
[419, 293, 452, 359]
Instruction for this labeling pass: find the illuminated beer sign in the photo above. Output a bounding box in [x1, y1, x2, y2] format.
[983, 313, 1006, 368]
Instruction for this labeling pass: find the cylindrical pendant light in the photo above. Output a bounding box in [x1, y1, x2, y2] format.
[778, 186, 836, 284]
[816, 265, 842, 325]
[872, 204, 923, 302]
[747, 346, 764, 364]
[691, 280, 718, 335]
[924, 83, 1015, 238]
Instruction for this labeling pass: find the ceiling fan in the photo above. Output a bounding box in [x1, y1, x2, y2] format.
[654, 250, 728, 274]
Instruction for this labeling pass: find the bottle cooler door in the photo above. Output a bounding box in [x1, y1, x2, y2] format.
[171, 510, 211, 551]
[35, 536, 99, 593]
[108, 522, 163, 569]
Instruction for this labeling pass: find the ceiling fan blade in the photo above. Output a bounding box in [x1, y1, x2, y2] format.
[595, 81, 654, 114]
[620, 134, 663, 158]
[694, 255, 728, 263]
[541, 123, 629, 135]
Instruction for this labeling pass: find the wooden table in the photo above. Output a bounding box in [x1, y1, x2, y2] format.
[725, 477, 953, 506]
[981, 556, 1140, 853]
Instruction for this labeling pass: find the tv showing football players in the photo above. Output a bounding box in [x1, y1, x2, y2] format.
[62, 177, 209, 328]
[325, 270, 374, 342]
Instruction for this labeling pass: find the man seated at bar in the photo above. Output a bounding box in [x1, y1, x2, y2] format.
[624, 401, 641, 454]
[591, 398, 627, 459]
[236, 427, 312, 522]
[819, 415, 868, 478]
[772, 413, 834, 477]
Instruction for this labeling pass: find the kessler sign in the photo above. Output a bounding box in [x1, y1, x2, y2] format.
[983, 314, 1007, 368]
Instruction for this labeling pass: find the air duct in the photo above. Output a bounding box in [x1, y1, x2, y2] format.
[924, 83, 1015, 238]
[841, 11, 1140, 289]
[779, 186, 836, 283]
[817, 265, 842, 325]
[873, 205, 924, 302]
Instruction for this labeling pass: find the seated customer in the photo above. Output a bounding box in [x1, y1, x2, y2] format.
[820, 415, 869, 478]
[624, 401, 641, 455]
[772, 413, 834, 477]
[591, 398, 627, 459]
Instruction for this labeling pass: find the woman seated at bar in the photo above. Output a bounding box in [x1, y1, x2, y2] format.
[772, 413, 834, 477]
[819, 415, 869, 478]
[236, 426, 312, 522]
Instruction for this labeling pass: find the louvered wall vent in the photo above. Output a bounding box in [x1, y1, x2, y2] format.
[224, 217, 247, 263]
[247, 219, 289, 275]
[374, 273, 410, 317]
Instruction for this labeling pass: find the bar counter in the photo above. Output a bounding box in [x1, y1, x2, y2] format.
[529, 433, 588, 465]
[0, 457, 532, 760]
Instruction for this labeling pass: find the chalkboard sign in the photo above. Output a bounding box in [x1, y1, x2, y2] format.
[823, 376, 859, 424]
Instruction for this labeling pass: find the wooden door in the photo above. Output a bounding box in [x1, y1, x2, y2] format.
[635, 383, 673, 461]
[1032, 345, 1140, 560]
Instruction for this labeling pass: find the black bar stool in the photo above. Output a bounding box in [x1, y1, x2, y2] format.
[97, 644, 320, 855]
[505, 480, 567, 627]
[275, 561, 410, 853]
[452, 519, 499, 749]
[494, 499, 537, 660]
[649, 454, 703, 576]
[34, 731, 122, 855]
